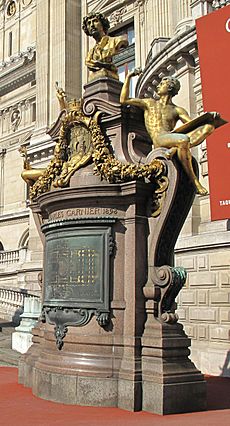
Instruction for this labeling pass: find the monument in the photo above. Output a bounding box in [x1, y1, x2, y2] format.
[18, 13, 227, 415]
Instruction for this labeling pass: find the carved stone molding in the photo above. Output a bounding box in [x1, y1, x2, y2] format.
[0, 46, 35, 71]
[109, 6, 127, 24]
[22, 0, 32, 7]
[134, 0, 144, 5]
[0, 1, 5, 12]
[0, 54, 36, 96]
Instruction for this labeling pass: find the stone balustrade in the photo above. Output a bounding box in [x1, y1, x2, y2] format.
[0, 288, 39, 323]
[0, 249, 19, 265]
[0, 288, 25, 310]
[0, 247, 27, 266]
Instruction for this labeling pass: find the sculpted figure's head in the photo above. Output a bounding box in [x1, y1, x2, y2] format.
[157, 77, 181, 97]
[82, 13, 110, 39]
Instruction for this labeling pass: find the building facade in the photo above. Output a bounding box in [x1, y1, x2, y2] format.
[0, 0, 229, 376]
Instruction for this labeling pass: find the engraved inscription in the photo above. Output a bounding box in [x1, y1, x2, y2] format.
[73, 248, 96, 286]
[49, 207, 118, 220]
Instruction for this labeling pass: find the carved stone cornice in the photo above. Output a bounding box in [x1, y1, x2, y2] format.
[90, 0, 133, 15]
[0, 96, 35, 115]
[26, 139, 55, 166]
[0, 47, 36, 96]
[0, 210, 29, 226]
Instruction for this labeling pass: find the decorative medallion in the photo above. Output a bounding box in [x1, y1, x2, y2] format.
[7, 0, 16, 16]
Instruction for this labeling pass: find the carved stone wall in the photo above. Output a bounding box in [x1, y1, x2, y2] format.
[0, 1, 41, 316]
[176, 243, 230, 376]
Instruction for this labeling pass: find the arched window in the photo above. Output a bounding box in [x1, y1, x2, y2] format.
[18, 229, 29, 249]
[0, 242, 4, 251]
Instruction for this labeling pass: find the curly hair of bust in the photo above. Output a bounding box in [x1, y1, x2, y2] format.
[82, 13, 110, 36]
[161, 77, 181, 96]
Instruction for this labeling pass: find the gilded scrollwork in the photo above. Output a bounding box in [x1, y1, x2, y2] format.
[53, 122, 93, 188]
[28, 90, 168, 217]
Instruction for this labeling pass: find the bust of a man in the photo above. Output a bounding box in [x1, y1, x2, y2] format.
[82, 13, 128, 81]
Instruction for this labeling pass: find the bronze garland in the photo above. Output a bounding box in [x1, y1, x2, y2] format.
[29, 109, 168, 217]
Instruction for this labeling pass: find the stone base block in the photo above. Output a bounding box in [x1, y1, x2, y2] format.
[76, 376, 118, 407]
[12, 332, 33, 354]
[118, 379, 142, 411]
[33, 368, 78, 405]
[32, 368, 118, 406]
[142, 380, 206, 415]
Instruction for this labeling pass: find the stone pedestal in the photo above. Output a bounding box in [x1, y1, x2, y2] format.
[83, 77, 123, 104]
[142, 301, 206, 415]
[19, 181, 152, 409]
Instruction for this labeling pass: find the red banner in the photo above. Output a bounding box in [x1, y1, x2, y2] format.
[196, 6, 230, 221]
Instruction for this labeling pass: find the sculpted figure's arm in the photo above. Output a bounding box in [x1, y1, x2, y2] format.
[175, 106, 192, 124]
[55, 82, 68, 111]
[120, 69, 147, 110]
[85, 50, 114, 71]
[113, 35, 128, 54]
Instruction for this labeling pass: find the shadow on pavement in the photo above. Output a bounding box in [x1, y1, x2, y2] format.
[207, 376, 230, 410]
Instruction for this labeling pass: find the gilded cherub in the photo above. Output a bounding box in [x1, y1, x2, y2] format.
[82, 13, 128, 81]
[120, 69, 223, 195]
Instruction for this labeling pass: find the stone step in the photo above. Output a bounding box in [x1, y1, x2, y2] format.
[0, 319, 20, 366]
[0, 349, 20, 366]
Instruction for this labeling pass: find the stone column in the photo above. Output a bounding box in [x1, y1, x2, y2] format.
[134, 1, 147, 67]
[49, 0, 82, 123]
[32, 0, 82, 144]
[178, 0, 192, 21]
[0, 5, 4, 61]
[147, 0, 178, 40]
[175, 0, 194, 34]
[0, 148, 6, 214]
[143, 0, 178, 58]
[31, 0, 51, 144]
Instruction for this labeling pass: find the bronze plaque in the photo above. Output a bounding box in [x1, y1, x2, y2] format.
[42, 222, 112, 312]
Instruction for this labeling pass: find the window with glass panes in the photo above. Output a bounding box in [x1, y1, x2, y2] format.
[110, 22, 137, 97]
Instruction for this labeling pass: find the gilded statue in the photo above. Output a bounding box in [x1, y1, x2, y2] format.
[120, 69, 225, 195]
[82, 13, 128, 81]
[19, 146, 45, 187]
[20, 83, 67, 187]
